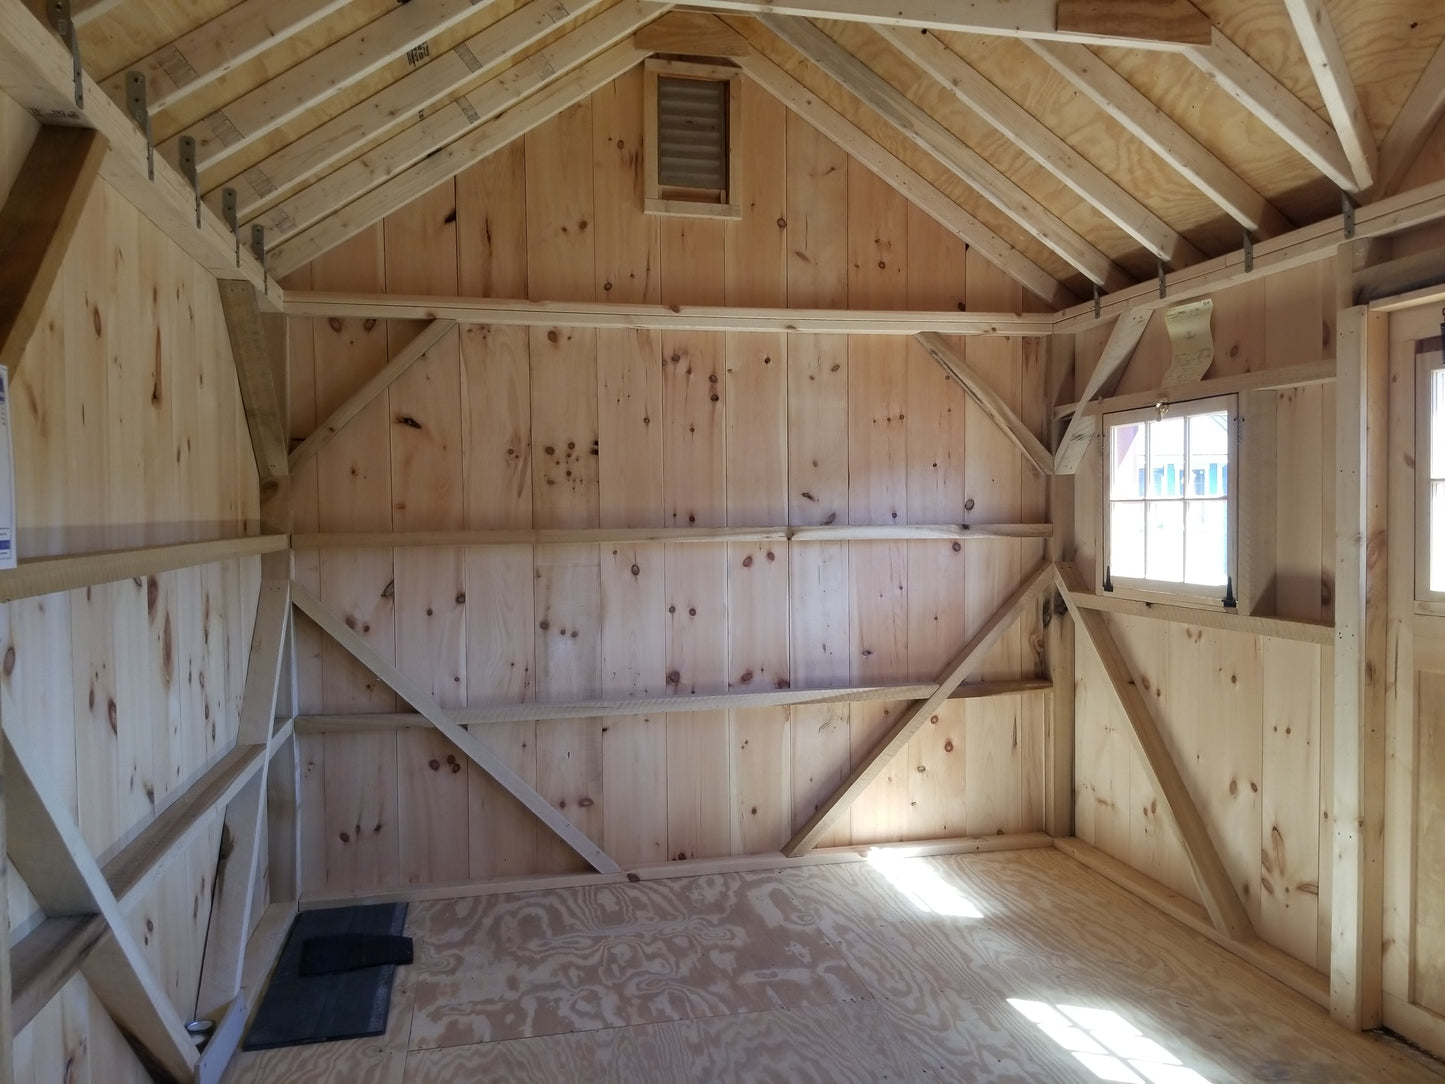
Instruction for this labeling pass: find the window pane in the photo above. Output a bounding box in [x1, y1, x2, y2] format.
[1111, 501, 1147, 579]
[1432, 369, 1445, 480]
[1433, 481, 1445, 593]
[1147, 501, 1184, 582]
[1149, 416, 1185, 498]
[1184, 500, 1228, 586]
[1188, 410, 1229, 496]
[1111, 422, 1146, 500]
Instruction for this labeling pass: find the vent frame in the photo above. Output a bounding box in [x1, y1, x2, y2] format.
[643, 57, 742, 220]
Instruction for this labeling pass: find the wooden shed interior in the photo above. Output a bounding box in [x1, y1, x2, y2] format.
[4, 0, 1445, 1078]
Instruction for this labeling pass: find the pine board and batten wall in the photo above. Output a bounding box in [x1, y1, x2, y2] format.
[0, 89, 264, 1081]
[285, 69, 1051, 895]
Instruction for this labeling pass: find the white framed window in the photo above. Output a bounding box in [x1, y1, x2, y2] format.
[1417, 341, 1445, 599]
[1103, 394, 1238, 606]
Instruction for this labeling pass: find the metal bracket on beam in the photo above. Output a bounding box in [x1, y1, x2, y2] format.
[48, 0, 83, 109]
[179, 136, 201, 228]
[1243, 229, 1254, 274]
[1157, 259, 1167, 300]
[1092, 283, 1101, 320]
[250, 224, 267, 294]
[222, 188, 240, 267]
[1342, 191, 1356, 239]
[124, 72, 153, 181]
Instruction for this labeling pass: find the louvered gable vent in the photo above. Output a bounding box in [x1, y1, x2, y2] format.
[656, 76, 728, 191]
[644, 59, 742, 220]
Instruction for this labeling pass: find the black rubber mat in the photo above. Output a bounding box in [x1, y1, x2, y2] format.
[300, 933, 413, 977]
[242, 903, 408, 1050]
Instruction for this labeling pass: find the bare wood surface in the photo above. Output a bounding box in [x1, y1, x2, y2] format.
[288, 319, 455, 471]
[0, 535, 286, 603]
[283, 291, 1053, 335]
[916, 332, 1052, 474]
[1053, 307, 1152, 472]
[783, 562, 1052, 856]
[219, 280, 289, 494]
[10, 914, 108, 1032]
[0, 126, 106, 378]
[291, 581, 622, 874]
[1053, 359, 1336, 421]
[1055, 562, 1255, 940]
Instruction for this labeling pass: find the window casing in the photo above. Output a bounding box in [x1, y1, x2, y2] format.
[643, 58, 742, 220]
[1103, 394, 1238, 606]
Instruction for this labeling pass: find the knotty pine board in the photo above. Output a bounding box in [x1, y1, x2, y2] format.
[290, 77, 1054, 887]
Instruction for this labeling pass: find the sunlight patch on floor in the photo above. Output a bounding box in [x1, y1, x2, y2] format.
[1008, 998, 1213, 1084]
[865, 852, 983, 918]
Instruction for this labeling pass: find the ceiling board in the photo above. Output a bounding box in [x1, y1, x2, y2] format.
[80, 0, 237, 79]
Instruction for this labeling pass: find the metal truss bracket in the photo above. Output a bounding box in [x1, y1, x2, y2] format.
[179, 136, 201, 228]
[222, 188, 240, 267]
[48, 0, 83, 109]
[124, 72, 153, 180]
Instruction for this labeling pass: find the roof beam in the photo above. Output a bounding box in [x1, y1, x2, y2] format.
[783, 561, 1053, 856]
[1054, 562, 1254, 940]
[1375, 36, 1445, 198]
[916, 332, 1053, 475]
[1026, 39, 1291, 238]
[254, 0, 655, 250]
[4, 726, 199, 1081]
[220, 0, 608, 227]
[733, 40, 1073, 307]
[1056, 175, 1445, 333]
[291, 582, 622, 875]
[647, 0, 1211, 50]
[161, 0, 507, 189]
[1282, 0, 1376, 191]
[875, 22, 1203, 267]
[0, 0, 273, 299]
[268, 32, 652, 277]
[96, 0, 357, 123]
[283, 291, 1055, 334]
[756, 16, 1128, 289]
[1053, 306, 1151, 473]
[0, 125, 106, 379]
[1185, 26, 1356, 191]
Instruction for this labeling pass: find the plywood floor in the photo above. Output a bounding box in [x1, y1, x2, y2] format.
[223, 849, 1442, 1083]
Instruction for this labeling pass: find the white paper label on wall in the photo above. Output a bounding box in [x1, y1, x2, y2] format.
[1162, 299, 1214, 386]
[0, 367, 15, 570]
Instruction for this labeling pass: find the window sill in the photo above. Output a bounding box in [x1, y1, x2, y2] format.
[645, 197, 743, 220]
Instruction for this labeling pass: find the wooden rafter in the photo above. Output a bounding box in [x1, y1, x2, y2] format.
[915, 332, 1053, 475]
[1282, 0, 1376, 191]
[1376, 36, 1445, 198]
[1053, 562, 1253, 941]
[97, 0, 357, 121]
[0, 126, 106, 378]
[161, 0, 507, 187]
[218, 280, 288, 501]
[291, 582, 622, 874]
[269, 33, 653, 277]
[4, 727, 199, 1081]
[288, 319, 454, 472]
[1186, 26, 1355, 191]
[731, 40, 1072, 307]
[874, 22, 1203, 267]
[296, 678, 1052, 732]
[754, 15, 1127, 289]
[196, 581, 290, 1020]
[1025, 39, 1291, 238]
[0, 0, 272, 299]
[292, 523, 1051, 549]
[1053, 307, 1152, 473]
[283, 291, 1053, 334]
[646, 0, 1212, 50]
[783, 561, 1053, 856]
[256, 0, 659, 249]
[224, 0, 609, 226]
